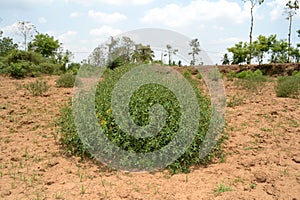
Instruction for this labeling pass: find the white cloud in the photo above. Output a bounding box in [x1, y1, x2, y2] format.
[267, 0, 286, 20]
[38, 17, 47, 24]
[141, 0, 251, 27]
[57, 31, 78, 47]
[0, 0, 54, 8]
[88, 10, 127, 24]
[69, 12, 82, 18]
[65, 0, 152, 6]
[89, 25, 122, 39]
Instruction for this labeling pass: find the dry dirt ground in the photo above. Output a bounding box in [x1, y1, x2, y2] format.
[0, 74, 299, 200]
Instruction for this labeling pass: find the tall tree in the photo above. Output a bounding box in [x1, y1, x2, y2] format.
[252, 35, 276, 65]
[188, 38, 201, 66]
[166, 44, 178, 65]
[297, 29, 300, 47]
[14, 21, 38, 51]
[28, 33, 60, 57]
[243, 0, 264, 64]
[221, 53, 230, 65]
[284, 0, 299, 62]
[0, 37, 18, 56]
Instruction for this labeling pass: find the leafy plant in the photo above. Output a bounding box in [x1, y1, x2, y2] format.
[227, 94, 245, 107]
[24, 79, 49, 96]
[275, 75, 300, 98]
[58, 64, 226, 174]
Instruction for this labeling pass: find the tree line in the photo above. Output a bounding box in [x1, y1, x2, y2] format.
[223, 0, 300, 65]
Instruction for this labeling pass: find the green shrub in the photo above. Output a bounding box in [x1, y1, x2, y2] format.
[23, 79, 49, 96]
[183, 69, 191, 78]
[8, 61, 41, 78]
[58, 64, 226, 174]
[56, 73, 76, 88]
[39, 62, 61, 75]
[275, 76, 300, 98]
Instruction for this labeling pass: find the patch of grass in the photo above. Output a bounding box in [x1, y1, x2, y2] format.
[214, 183, 232, 195]
[235, 69, 268, 93]
[275, 75, 300, 98]
[227, 94, 244, 107]
[260, 127, 272, 132]
[24, 79, 49, 96]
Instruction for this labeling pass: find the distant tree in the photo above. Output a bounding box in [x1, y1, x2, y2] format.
[243, 0, 264, 64]
[14, 21, 38, 51]
[252, 35, 276, 65]
[0, 37, 18, 56]
[227, 41, 250, 64]
[290, 47, 300, 62]
[188, 38, 201, 66]
[269, 39, 289, 63]
[28, 33, 60, 58]
[166, 44, 178, 65]
[132, 44, 155, 64]
[119, 36, 135, 63]
[221, 53, 230, 65]
[284, 0, 299, 61]
[88, 45, 107, 66]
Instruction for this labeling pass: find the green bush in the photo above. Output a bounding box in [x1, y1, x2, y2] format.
[39, 62, 62, 75]
[56, 73, 76, 88]
[8, 61, 41, 78]
[275, 76, 300, 98]
[58, 64, 226, 174]
[24, 79, 49, 96]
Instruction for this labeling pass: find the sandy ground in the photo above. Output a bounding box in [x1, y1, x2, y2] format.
[0, 74, 299, 200]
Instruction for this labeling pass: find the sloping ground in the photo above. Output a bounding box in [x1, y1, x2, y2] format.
[0, 74, 299, 200]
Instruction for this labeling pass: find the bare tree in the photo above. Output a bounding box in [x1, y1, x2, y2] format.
[243, 0, 264, 64]
[166, 44, 178, 65]
[14, 21, 38, 51]
[284, 0, 299, 62]
[188, 38, 201, 66]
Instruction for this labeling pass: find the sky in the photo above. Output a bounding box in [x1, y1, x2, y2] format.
[0, 0, 299, 64]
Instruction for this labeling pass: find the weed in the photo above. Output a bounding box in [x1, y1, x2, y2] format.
[260, 127, 272, 132]
[214, 183, 232, 195]
[81, 185, 86, 194]
[235, 69, 268, 93]
[24, 79, 49, 96]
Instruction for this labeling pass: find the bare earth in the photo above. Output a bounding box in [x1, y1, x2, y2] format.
[0, 75, 299, 200]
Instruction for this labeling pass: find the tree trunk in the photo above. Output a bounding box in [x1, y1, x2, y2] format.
[248, 5, 254, 64]
[288, 15, 292, 63]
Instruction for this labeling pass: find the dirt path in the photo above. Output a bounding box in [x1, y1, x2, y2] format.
[0, 75, 299, 199]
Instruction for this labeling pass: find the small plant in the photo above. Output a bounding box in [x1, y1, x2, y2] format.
[214, 183, 232, 195]
[24, 79, 49, 96]
[56, 73, 76, 88]
[250, 183, 256, 189]
[275, 75, 300, 98]
[183, 69, 191, 78]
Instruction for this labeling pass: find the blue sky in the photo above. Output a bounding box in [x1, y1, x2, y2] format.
[0, 0, 299, 64]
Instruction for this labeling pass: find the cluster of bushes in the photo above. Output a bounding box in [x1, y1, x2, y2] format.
[57, 64, 227, 174]
[0, 50, 80, 79]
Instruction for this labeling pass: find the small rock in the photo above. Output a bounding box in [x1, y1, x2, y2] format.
[254, 171, 267, 183]
[45, 181, 55, 186]
[2, 190, 11, 196]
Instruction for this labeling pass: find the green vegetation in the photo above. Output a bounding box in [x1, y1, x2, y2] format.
[231, 69, 268, 93]
[56, 73, 76, 88]
[275, 73, 300, 98]
[214, 183, 232, 195]
[24, 79, 50, 96]
[57, 64, 226, 174]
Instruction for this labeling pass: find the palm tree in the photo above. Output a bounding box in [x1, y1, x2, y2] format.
[132, 44, 155, 64]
